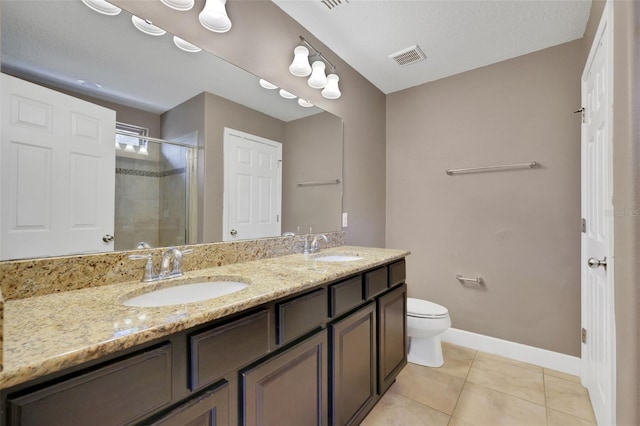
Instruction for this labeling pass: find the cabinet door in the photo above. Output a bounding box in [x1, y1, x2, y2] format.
[330, 302, 377, 426]
[377, 283, 407, 394]
[149, 381, 229, 426]
[242, 330, 328, 426]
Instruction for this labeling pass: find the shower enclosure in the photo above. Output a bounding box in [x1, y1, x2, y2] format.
[113, 133, 197, 251]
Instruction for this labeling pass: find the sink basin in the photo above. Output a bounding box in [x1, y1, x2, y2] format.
[314, 255, 364, 262]
[123, 281, 249, 308]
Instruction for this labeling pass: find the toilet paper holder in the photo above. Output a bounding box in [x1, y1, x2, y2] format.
[456, 274, 483, 285]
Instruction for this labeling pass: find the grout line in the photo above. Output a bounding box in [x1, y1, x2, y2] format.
[447, 348, 478, 420]
[543, 366, 549, 425]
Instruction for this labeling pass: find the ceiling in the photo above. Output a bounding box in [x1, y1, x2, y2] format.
[1, 0, 321, 122]
[273, 0, 592, 94]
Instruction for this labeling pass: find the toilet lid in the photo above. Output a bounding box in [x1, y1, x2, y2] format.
[407, 298, 449, 319]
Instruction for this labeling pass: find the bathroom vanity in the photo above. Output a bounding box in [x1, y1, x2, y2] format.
[0, 247, 408, 425]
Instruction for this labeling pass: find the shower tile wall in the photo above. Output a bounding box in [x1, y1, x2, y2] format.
[114, 143, 188, 251]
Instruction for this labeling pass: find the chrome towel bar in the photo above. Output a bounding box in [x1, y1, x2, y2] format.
[446, 161, 538, 176]
[297, 179, 341, 187]
[456, 274, 482, 285]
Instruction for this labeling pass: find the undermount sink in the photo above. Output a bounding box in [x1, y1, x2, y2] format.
[313, 254, 364, 262]
[123, 281, 249, 308]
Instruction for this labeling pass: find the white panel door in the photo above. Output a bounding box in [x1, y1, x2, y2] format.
[581, 3, 615, 425]
[1, 74, 116, 259]
[223, 128, 281, 241]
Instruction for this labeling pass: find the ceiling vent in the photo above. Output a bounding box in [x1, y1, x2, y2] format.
[320, 0, 348, 11]
[389, 45, 426, 67]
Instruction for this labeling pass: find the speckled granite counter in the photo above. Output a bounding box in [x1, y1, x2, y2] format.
[0, 246, 408, 390]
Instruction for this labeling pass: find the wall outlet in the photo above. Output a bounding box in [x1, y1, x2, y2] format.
[342, 212, 348, 228]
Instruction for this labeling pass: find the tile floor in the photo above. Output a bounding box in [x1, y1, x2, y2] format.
[362, 343, 596, 426]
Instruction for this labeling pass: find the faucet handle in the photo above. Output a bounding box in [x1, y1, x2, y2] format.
[128, 254, 157, 282]
[171, 248, 193, 275]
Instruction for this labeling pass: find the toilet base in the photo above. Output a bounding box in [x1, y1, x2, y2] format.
[407, 335, 444, 367]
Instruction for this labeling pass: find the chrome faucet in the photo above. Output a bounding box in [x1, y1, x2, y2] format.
[310, 234, 328, 253]
[128, 247, 192, 282]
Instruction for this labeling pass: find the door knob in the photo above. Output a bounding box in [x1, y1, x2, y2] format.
[102, 234, 114, 243]
[230, 229, 238, 236]
[588, 256, 607, 270]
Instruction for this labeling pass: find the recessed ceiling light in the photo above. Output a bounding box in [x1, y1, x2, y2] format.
[131, 16, 166, 36]
[279, 89, 297, 99]
[81, 0, 121, 16]
[259, 79, 278, 90]
[173, 36, 202, 53]
[160, 0, 194, 11]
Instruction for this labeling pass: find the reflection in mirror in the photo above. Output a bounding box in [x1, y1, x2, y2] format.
[0, 0, 343, 260]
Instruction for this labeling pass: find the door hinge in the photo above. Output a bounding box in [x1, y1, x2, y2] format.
[276, 214, 280, 223]
[574, 107, 586, 123]
[581, 327, 587, 344]
[581, 218, 586, 233]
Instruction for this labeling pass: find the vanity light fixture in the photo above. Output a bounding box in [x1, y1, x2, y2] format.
[298, 98, 314, 108]
[81, 0, 121, 16]
[131, 16, 166, 36]
[160, 0, 194, 11]
[173, 36, 202, 53]
[259, 79, 278, 90]
[289, 36, 341, 99]
[279, 89, 297, 99]
[199, 0, 232, 33]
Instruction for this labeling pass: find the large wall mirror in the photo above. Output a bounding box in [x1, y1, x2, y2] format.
[0, 0, 343, 261]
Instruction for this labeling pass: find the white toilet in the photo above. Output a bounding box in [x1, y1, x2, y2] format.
[407, 298, 451, 367]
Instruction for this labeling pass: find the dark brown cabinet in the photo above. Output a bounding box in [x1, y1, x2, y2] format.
[3, 257, 407, 426]
[330, 302, 377, 426]
[377, 283, 407, 394]
[242, 330, 328, 426]
[149, 381, 229, 426]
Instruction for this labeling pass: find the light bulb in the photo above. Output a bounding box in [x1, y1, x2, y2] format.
[298, 99, 314, 108]
[81, 0, 121, 16]
[131, 16, 166, 36]
[259, 79, 278, 90]
[160, 0, 194, 11]
[289, 46, 312, 77]
[173, 36, 201, 53]
[321, 73, 341, 99]
[199, 0, 232, 33]
[138, 143, 149, 155]
[279, 89, 297, 99]
[124, 144, 136, 152]
[308, 61, 327, 89]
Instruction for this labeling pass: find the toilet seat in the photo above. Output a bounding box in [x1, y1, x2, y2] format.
[407, 298, 449, 319]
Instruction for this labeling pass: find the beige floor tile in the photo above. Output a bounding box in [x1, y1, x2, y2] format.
[544, 368, 582, 384]
[545, 375, 596, 422]
[467, 352, 545, 405]
[361, 391, 450, 426]
[437, 343, 477, 379]
[473, 351, 541, 372]
[390, 362, 465, 415]
[453, 382, 547, 426]
[547, 407, 597, 426]
[447, 417, 476, 426]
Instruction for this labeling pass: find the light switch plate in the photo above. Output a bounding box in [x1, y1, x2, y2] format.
[342, 212, 348, 227]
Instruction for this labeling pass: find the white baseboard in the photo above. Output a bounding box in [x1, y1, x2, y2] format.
[441, 328, 581, 376]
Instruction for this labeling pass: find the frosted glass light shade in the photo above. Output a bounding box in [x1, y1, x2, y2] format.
[259, 79, 278, 90]
[131, 16, 166, 36]
[174, 36, 201, 53]
[289, 46, 312, 77]
[160, 0, 194, 11]
[199, 0, 232, 33]
[298, 99, 314, 108]
[322, 74, 341, 99]
[279, 89, 297, 99]
[81, 0, 121, 16]
[308, 61, 327, 89]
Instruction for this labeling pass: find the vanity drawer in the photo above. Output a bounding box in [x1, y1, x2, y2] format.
[8, 344, 172, 426]
[364, 267, 388, 299]
[388, 259, 406, 288]
[277, 288, 327, 345]
[190, 310, 270, 391]
[329, 276, 364, 318]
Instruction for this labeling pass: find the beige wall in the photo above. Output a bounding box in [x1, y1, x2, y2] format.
[386, 40, 583, 356]
[112, 0, 387, 247]
[283, 112, 343, 234]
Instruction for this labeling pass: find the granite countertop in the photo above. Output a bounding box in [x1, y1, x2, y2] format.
[0, 246, 408, 390]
